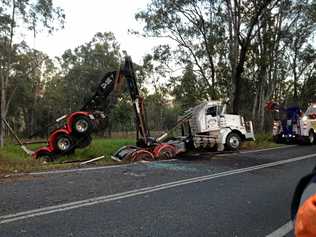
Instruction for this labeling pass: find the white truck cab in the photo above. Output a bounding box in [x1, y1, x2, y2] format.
[298, 103, 316, 144]
[184, 101, 255, 151]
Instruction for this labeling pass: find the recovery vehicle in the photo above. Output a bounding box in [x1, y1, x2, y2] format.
[297, 102, 316, 144]
[272, 106, 302, 143]
[267, 101, 316, 145]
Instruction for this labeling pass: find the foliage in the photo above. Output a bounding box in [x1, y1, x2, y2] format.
[1, 0, 316, 149]
[0, 0, 65, 146]
[241, 133, 283, 150]
[59, 32, 121, 112]
[170, 63, 208, 110]
[0, 138, 134, 174]
[136, 0, 316, 130]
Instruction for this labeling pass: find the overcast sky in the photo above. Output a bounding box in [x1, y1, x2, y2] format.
[24, 0, 166, 64]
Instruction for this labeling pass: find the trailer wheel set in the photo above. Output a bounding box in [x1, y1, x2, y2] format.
[33, 112, 96, 160]
[111, 143, 177, 162]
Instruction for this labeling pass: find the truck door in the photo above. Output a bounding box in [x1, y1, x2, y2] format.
[205, 106, 219, 131]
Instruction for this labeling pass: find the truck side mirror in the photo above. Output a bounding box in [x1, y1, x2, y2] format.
[221, 104, 227, 115]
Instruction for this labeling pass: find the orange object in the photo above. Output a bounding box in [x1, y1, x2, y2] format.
[295, 194, 316, 237]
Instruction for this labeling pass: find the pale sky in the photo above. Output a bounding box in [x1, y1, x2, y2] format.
[24, 0, 167, 64]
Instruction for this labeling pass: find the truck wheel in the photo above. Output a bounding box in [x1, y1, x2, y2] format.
[77, 135, 92, 149]
[307, 130, 315, 145]
[298, 136, 306, 145]
[128, 149, 155, 162]
[154, 144, 176, 160]
[226, 132, 241, 150]
[72, 116, 92, 135]
[55, 134, 73, 153]
[273, 135, 282, 144]
[36, 151, 55, 162]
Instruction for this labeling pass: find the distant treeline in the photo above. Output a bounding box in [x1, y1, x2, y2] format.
[0, 0, 316, 145]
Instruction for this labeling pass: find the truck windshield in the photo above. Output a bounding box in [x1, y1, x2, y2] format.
[206, 106, 217, 117]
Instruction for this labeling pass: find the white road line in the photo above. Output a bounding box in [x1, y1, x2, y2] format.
[266, 221, 293, 237]
[1, 153, 315, 225]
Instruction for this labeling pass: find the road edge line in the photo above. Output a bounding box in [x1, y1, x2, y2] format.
[266, 221, 293, 237]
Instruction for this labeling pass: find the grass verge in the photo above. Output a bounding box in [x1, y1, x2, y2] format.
[0, 138, 134, 175]
[0, 133, 283, 176]
[241, 133, 284, 150]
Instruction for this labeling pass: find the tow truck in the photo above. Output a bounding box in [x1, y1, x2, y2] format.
[272, 106, 302, 143]
[267, 101, 316, 145]
[297, 103, 316, 144]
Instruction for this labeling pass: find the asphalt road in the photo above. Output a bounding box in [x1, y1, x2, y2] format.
[1, 145, 316, 237]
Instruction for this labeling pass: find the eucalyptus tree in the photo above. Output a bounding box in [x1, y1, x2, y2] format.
[0, 0, 64, 146]
[136, 0, 228, 100]
[136, 0, 280, 113]
[283, 0, 316, 101]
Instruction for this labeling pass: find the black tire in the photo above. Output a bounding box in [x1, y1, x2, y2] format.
[128, 149, 155, 162]
[77, 135, 92, 149]
[273, 135, 282, 144]
[72, 116, 92, 136]
[306, 130, 315, 145]
[225, 132, 241, 150]
[298, 136, 306, 145]
[54, 134, 73, 153]
[36, 151, 55, 162]
[158, 146, 176, 160]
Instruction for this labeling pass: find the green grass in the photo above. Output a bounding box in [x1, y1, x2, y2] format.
[0, 133, 282, 175]
[241, 132, 283, 150]
[0, 138, 134, 175]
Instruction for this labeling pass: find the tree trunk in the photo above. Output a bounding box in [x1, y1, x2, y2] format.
[107, 120, 112, 138]
[259, 92, 265, 131]
[252, 92, 258, 122]
[226, 0, 239, 105]
[0, 0, 16, 147]
[293, 56, 298, 102]
[0, 76, 6, 147]
[231, 0, 274, 114]
[232, 43, 247, 114]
